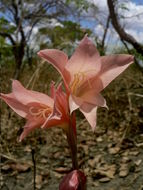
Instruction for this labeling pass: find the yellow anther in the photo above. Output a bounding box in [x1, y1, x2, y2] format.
[70, 72, 85, 94]
[70, 69, 96, 95]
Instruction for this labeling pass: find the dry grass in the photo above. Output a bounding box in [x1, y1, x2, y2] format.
[0, 62, 143, 190]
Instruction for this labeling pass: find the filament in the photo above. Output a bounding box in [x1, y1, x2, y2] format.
[29, 105, 52, 120]
[70, 69, 96, 95]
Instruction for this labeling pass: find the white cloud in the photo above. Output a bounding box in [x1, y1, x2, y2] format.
[46, 18, 63, 28]
[86, 0, 143, 51]
[91, 0, 108, 12]
[126, 28, 143, 42]
[94, 24, 104, 40]
[119, 2, 143, 43]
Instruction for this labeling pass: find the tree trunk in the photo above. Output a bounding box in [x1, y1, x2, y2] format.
[13, 44, 25, 79]
[107, 0, 143, 55]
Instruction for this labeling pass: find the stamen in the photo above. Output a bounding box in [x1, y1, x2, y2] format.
[70, 69, 96, 95]
[70, 72, 85, 94]
[29, 105, 52, 120]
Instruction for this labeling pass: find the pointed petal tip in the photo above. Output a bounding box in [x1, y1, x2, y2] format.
[37, 51, 44, 58]
[83, 33, 88, 39]
[10, 79, 18, 87]
[37, 50, 47, 58]
[41, 125, 45, 129]
[37, 51, 42, 56]
[130, 55, 134, 62]
[0, 93, 4, 98]
[19, 136, 23, 142]
[106, 105, 109, 110]
[82, 34, 91, 43]
[51, 80, 55, 85]
[92, 126, 96, 132]
[70, 109, 73, 115]
[90, 121, 96, 132]
[104, 102, 109, 110]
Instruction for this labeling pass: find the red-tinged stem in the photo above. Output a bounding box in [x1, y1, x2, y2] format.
[66, 116, 78, 170]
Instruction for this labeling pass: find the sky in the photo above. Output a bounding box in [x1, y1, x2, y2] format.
[134, 0, 143, 5]
[80, 0, 143, 52]
[1, 0, 142, 53]
[27, 0, 143, 53]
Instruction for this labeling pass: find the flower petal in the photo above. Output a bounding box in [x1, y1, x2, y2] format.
[42, 83, 69, 129]
[12, 80, 53, 106]
[38, 49, 68, 73]
[66, 35, 101, 76]
[19, 120, 42, 141]
[69, 90, 107, 115]
[26, 102, 52, 122]
[95, 54, 134, 92]
[50, 81, 55, 98]
[80, 103, 98, 130]
[69, 95, 83, 114]
[56, 83, 69, 116]
[0, 93, 28, 117]
[37, 49, 71, 85]
[41, 116, 62, 129]
[80, 90, 107, 108]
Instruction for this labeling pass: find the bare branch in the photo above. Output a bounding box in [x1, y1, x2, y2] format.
[101, 15, 110, 50]
[107, 0, 143, 55]
[0, 32, 16, 45]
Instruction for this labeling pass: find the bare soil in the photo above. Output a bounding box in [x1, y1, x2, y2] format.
[1, 64, 143, 190]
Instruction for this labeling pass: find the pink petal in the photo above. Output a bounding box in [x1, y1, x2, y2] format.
[80, 103, 98, 130]
[69, 95, 83, 113]
[42, 83, 69, 129]
[80, 90, 107, 108]
[37, 49, 71, 86]
[41, 116, 62, 129]
[19, 120, 42, 141]
[69, 91, 107, 115]
[41, 100, 62, 129]
[12, 80, 53, 106]
[0, 93, 28, 118]
[65, 35, 101, 77]
[26, 102, 52, 122]
[38, 49, 68, 73]
[56, 83, 69, 116]
[50, 81, 55, 98]
[94, 54, 134, 92]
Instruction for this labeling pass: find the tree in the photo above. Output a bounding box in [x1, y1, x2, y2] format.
[107, 0, 143, 55]
[39, 21, 91, 55]
[0, 0, 73, 78]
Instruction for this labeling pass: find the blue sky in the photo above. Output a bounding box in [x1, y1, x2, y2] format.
[79, 0, 143, 52]
[133, 0, 143, 5]
[1, 0, 142, 52]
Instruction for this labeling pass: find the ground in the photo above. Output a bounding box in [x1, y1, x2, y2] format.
[0, 63, 143, 190]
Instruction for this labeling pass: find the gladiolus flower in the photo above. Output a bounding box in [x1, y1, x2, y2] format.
[38, 35, 134, 130]
[59, 170, 86, 190]
[0, 80, 76, 141]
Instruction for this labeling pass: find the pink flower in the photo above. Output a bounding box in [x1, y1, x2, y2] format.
[0, 80, 75, 141]
[59, 170, 86, 190]
[38, 35, 134, 130]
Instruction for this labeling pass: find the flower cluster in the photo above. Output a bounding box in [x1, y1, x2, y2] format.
[1, 36, 134, 189]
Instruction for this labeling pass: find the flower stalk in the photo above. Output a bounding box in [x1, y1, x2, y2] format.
[65, 114, 78, 170]
[65, 115, 78, 170]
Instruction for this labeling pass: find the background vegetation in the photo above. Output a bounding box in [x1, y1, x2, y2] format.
[0, 0, 143, 189]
